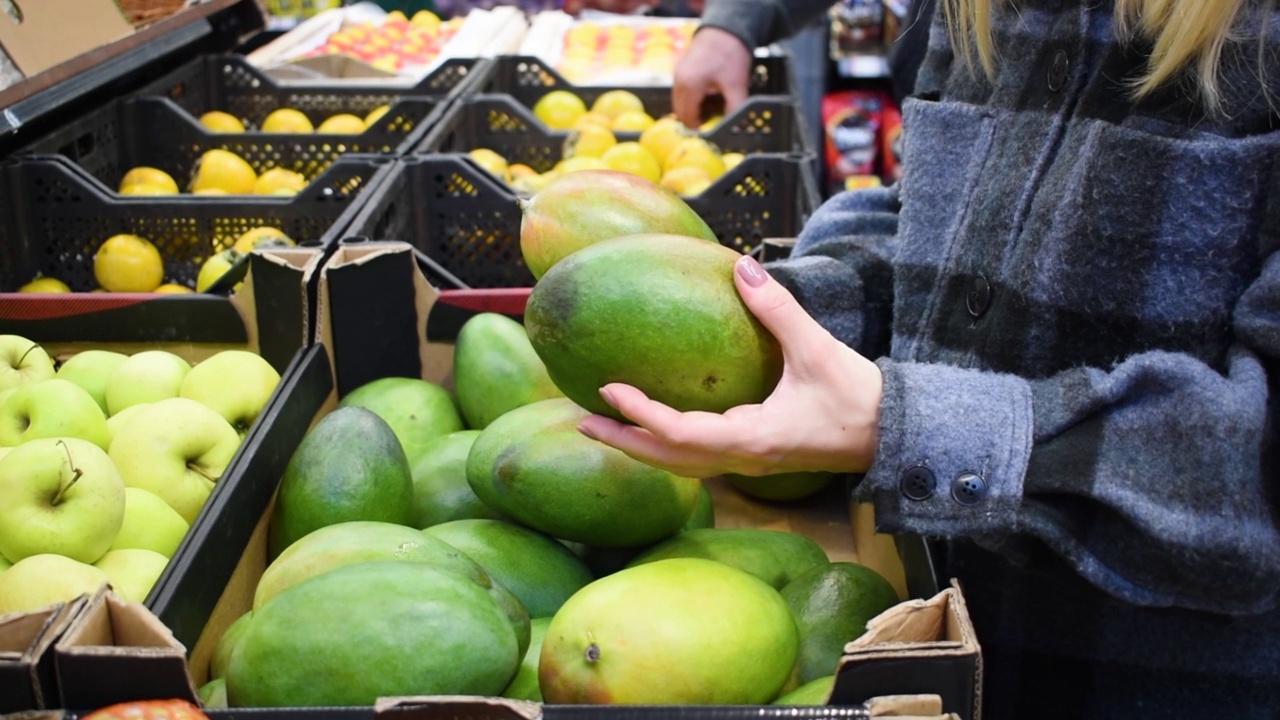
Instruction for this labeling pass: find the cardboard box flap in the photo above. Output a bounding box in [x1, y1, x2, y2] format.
[375, 697, 540, 720]
[0, 711, 63, 720]
[0, 598, 85, 712]
[55, 590, 198, 709]
[831, 580, 981, 720]
[0, 0, 133, 77]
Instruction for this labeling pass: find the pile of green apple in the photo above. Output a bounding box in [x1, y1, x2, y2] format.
[0, 335, 281, 616]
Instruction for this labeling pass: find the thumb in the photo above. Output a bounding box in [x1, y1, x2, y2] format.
[733, 255, 828, 353]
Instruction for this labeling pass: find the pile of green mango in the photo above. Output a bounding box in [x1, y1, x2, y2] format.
[201, 170, 901, 710]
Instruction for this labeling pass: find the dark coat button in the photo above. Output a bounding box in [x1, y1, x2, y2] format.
[1047, 49, 1069, 91]
[952, 473, 988, 505]
[966, 274, 991, 317]
[900, 466, 936, 501]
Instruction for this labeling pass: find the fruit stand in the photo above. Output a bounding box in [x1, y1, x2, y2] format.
[0, 2, 981, 719]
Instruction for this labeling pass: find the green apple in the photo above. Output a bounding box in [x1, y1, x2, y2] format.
[0, 437, 126, 564]
[105, 403, 150, 448]
[93, 548, 169, 603]
[199, 677, 228, 709]
[0, 379, 110, 449]
[0, 555, 10, 573]
[0, 553, 108, 615]
[180, 350, 281, 435]
[0, 335, 54, 392]
[105, 350, 192, 416]
[56, 350, 128, 415]
[0, 447, 10, 462]
[108, 397, 240, 523]
[108, 487, 191, 558]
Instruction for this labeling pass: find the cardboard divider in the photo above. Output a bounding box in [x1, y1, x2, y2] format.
[54, 590, 197, 710]
[0, 598, 88, 712]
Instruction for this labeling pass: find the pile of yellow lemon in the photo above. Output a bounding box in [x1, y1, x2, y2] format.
[117, 150, 307, 198]
[198, 105, 390, 135]
[469, 89, 739, 197]
[16, 226, 296, 295]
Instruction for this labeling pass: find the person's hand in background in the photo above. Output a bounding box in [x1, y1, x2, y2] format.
[672, 26, 751, 128]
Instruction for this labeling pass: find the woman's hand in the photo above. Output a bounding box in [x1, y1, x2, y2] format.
[577, 255, 884, 479]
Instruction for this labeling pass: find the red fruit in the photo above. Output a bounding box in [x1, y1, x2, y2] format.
[83, 700, 207, 720]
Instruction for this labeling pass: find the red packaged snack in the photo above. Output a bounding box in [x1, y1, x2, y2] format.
[822, 90, 884, 194]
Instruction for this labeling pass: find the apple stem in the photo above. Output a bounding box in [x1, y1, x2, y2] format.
[189, 464, 221, 483]
[52, 439, 83, 506]
[16, 343, 40, 368]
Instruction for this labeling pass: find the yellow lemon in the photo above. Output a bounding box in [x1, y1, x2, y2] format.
[154, 283, 194, 294]
[666, 137, 726, 180]
[700, 115, 724, 131]
[191, 150, 258, 194]
[233, 226, 295, 254]
[385, 10, 408, 23]
[611, 111, 655, 133]
[600, 142, 662, 183]
[554, 156, 604, 175]
[193, 188, 230, 196]
[590, 90, 645, 120]
[410, 10, 440, 27]
[199, 111, 246, 133]
[93, 234, 164, 293]
[119, 183, 177, 196]
[317, 113, 366, 134]
[19, 276, 71, 293]
[196, 249, 241, 293]
[509, 164, 538, 181]
[640, 116, 692, 171]
[512, 172, 559, 195]
[469, 148, 511, 181]
[660, 165, 713, 196]
[722, 152, 745, 171]
[261, 108, 314, 133]
[253, 167, 307, 196]
[572, 111, 612, 131]
[364, 104, 392, 128]
[533, 90, 587, 131]
[119, 167, 179, 194]
[564, 123, 617, 159]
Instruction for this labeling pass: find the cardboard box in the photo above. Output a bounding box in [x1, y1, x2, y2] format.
[0, 0, 133, 79]
[56, 241, 979, 718]
[54, 589, 198, 710]
[0, 598, 87, 712]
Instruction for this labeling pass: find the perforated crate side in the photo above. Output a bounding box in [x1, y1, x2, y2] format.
[345, 155, 532, 289]
[475, 55, 795, 112]
[138, 54, 482, 127]
[0, 154, 392, 292]
[416, 95, 809, 163]
[359, 152, 818, 289]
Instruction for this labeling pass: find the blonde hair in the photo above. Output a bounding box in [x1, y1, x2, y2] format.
[943, 0, 1269, 111]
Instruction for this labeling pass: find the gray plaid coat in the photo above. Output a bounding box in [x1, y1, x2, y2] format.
[752, 0, 1280, 714]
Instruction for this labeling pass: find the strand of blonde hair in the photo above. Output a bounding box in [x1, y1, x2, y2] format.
[942, 0, 1266, 112]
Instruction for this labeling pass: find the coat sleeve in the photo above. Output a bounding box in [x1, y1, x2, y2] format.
[764, 184, 901, 357]
[697, 0, 835, 49]
[858, 251, 1280, 615]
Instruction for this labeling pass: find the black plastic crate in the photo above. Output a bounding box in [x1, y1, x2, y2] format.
[0, 153, 394, 292]
[135, 53, 484, 131]
[416, 93, 814, 175]
[12, 84, 448, 199]
[471, 54, 797, 124]
[343, 152, 821, 290]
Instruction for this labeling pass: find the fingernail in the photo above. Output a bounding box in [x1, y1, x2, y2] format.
[599, 386, 618, 408]
[577, 421, 598, 440]
[737, 256, 768, 287]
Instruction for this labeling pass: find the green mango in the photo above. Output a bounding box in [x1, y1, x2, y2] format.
[453, 313, 563, 429]
[773, 675, 835, 706]
[225, 562, 520, 707]
[467, 397, 702, 548]
[501, 617, 552, 701]
[338, 376, 464, 464]
[409, 431, 506, 528]
[540, 558, 798, 704]
[208, 610, 253, 681]
[525, 234, 783, 422]
[267, 407, 413, 559]
[628, 528, 829, 590]
[781, 561, 900, 684]
[424, 518, 593, 618]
